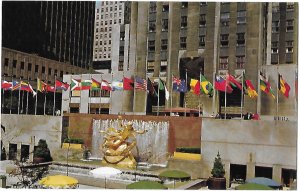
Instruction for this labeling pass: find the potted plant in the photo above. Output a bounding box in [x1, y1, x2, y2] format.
[33, 139, 53, 163]
[207, 152, 226, 190]
[0, 175, 7, 188]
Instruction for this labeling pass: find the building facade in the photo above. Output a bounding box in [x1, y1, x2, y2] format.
[2, 1, 95, 69]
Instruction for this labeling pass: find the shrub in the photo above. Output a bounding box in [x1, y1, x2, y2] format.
[211, 152, 225, 178]
[64, 138, 84, 144]
[33, 139, 53, 162]
[175, 147, 201, 154]
[0, 175, 6, 179]
[159, 170, 191, 181]
[126, 180, 167, 189]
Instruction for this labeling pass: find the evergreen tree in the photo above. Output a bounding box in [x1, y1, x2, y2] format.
[211, 151, 225, 178]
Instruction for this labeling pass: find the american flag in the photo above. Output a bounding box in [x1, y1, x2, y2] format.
[135, 76, 147, 90]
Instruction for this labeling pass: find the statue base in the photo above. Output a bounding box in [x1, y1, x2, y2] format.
[102, 155, 137, 169]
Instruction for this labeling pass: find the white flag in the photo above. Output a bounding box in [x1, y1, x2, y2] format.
[165, 86, 169, 101]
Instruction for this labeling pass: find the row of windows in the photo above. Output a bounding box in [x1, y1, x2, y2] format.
[272, 2, 295, 13]
[220, 11, 246, 26]
[95, 33, 112, 39]
[271, 41, 294, 53]
[95, 46, 112, 52]
[220, 33, 245, 47]
[149, 2, 207, 13]
[94, 53, 111, 60]
[96, 11, 123, 20]
[272, 20, 294, 33]
[3, 58, 66, 77]
[95, 40, 112, 46]
[219, 56, 246, 70]
[72, 89, 110, 97]
[99, 4, 123, 13]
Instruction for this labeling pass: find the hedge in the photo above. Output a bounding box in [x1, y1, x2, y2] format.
[63, 138, 84, 144]
[126, 181, 167, 189]
[159, 170, 191, 180]
[175, 147, 201, 154]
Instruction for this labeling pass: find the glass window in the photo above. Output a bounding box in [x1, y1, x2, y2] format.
[181, 16, 187, 28]
[149, 21, 156, 32]
[199, 35, 205, 47]
[148, 40, 155, 52]
[286, 20, 294, 32]
[237, 33, 245, 45]
[272, 21, 279, 32]
[162, 19, 168, 31]
[199, 14, 206, 27]
[219, 57, 229, 69]
[237, 11, 246, 24]
[220, 34, 229, 47]
[236, 56, 245, 69]
[180, 37, 187, 49]
[161, 39, 168, 50]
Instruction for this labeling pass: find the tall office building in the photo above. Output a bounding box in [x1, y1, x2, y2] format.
[2, 1, 95, 70]
[92, 1, 131, 70]
[129, 2, 298, 117]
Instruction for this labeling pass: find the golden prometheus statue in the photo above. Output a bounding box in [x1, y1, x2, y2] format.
[100, 116, 147, 168]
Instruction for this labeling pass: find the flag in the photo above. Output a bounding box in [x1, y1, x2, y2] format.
[135, 76, 147, 91]
[70, 79, 80, 91]
[200, 74, 213, 96]
[101, 80, 112, 91]
[295, 71, 298, 101]
[46, 85, 55, 92]
[172, 76, 187, 93]
[123, 77, 134, 90]
[37, 78, 47, 92]
[20, 81, 31, 92]
[91, 78, 101, 91]
[12, 81, 21, 91]
[165, 85, 170, 101]
[158, 78, 165, 90]
[260, 72, 275, 99]
[112, 80, 123, 91]
[81, 80, 92, 90]
[278, 73, 290, 98]
[29, 84, 37, 96]
[245, 80, 258, 98]
[190, 79, 200, 95]
[147, 78, 157, 96]
[1, 81, 12, 90]
[227, 74, 242, 90]
[55, 80, 70, 91]
[215, 75, 233, 93]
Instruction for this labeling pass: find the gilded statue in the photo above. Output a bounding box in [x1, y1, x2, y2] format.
[100, 116, 147, 168]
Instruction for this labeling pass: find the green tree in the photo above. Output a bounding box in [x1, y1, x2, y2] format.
[211, 152, 225, 178]
[33, 139, 52, 162]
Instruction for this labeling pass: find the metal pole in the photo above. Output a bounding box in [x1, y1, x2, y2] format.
[18, 78, 21, 114]
[199, 72, 202, 117]
[99, 74, 102, 114]
[157, 76, 160, 116]
[89, 74, 91, 114]
[10, 76, 13, 114]
[170, 74, 173, 115]
[26, 79, 29, 115]
[53, 75, 56, 116]
[276, 66, 279, 118]
[241, 72, 244, 118]
[185, 69, 187, 117]
[225, 75, 227, 120]
[35, 90, 38, 115]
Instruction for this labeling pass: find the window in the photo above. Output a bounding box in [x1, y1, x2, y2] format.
[181, 2, 188, 8]
[272, 21, 279, 32]
[237, 33, 245, 45]
[199, 35, 205, 47]
[221, 12, 230, 26]
[286, 41, 293, 53]
[109, 40, 111, 45]
[60, 71, 63, 77]
[28, 63, 32, 71]
[35, 65, 39, 73]
[180, 37, 187, 49]
[20, 62, 24, 70]
[181, 16, 187, 28]
[42, 66, 45, 73]
[110, 7, 112, 11]
[220, 34, 229, 47]
[286, 2, 294, 11]
[200, 2, 207, 6]
[110, 20, 112, 24]
[236, 56, 245, 69]
[160, 65, 167, 72]
[97, 8, 99, 13]
[148, 40, 155, 52]
[199, 14, 206, 27]
[271, 42, 278, 53]
[150, 2, 156, 13]
[162, 19, 168, 31]
[13, 60, 17, 68]
[118, 62, 124, 71]
[219, 57, 229, 69]
[161, 39, 168, 50]
[119, 46, 124, 56]
[162, 4, 169, 12]
[286, 20, 294, 32]
[48, 68, 52, 75]
[149, 21, 156, 32]
[120, 31, 125, 41]
[4, 58, 9, 66]
[237, 11, 246, 24]
[272, 2, 279, 13]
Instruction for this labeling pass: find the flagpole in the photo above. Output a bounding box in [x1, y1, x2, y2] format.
[53, 75, 56, 116]
[199, 71, 201, 117]
[225, 74, 227, 120]
[10, 76, 13, 114]
[18, 77, 21, 115]
[26, 78, 29, 115]
[133, 76, 136, 115]
[1, 76, 4, 114]
[185, 69, 187, 117]
[122, 71, 124, 114]
[276, 66, 279, 118]
[170, 74, 173, 116]
[109, 72, 113, 114]
[99, 74, 102, 114]
[212, 72, 216, 115]
[241, 72, 244, 118]
[89, 74, 91, 114]
[35, 78, 38, 115]
[157, 75, 160, 116]
[44, 77, 47, 115]
[80, 74, 82, 113]
[69, 75, 72, 113]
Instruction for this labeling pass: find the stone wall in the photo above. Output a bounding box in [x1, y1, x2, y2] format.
[201, 118, 297, 185]
[1, 114, 62, 161]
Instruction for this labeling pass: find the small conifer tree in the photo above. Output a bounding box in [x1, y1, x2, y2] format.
[211, 151, 225, 178]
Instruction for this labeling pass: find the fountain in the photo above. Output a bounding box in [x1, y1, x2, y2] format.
[91, 118, 169, 166]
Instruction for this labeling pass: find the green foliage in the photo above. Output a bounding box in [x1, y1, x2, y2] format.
[64, 138, 84, 144]
[175, 147, 201, 154]
[0, 175, 7, 179]
[126, 180, 167, 189]
[235, 183, 273, 190]
[33, 139, 52, 162]
[159, 170, 191, 179]
[211, 152, 225, 178]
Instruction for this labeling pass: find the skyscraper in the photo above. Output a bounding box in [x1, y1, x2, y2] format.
[2, 1, 95, 69]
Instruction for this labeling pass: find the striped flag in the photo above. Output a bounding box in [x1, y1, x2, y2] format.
[135, 76, 147, 91]
[12, 81, 21, 91]
[278, 73, 290, 98]
[260, 72, 275, 99]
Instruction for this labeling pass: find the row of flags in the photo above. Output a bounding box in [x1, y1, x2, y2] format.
[1, 72, 293, 99]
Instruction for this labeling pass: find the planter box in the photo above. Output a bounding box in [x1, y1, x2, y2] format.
[173, 152, 201, 161]
[62, 143, 83, 150]
[207, 177, 226, 190]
